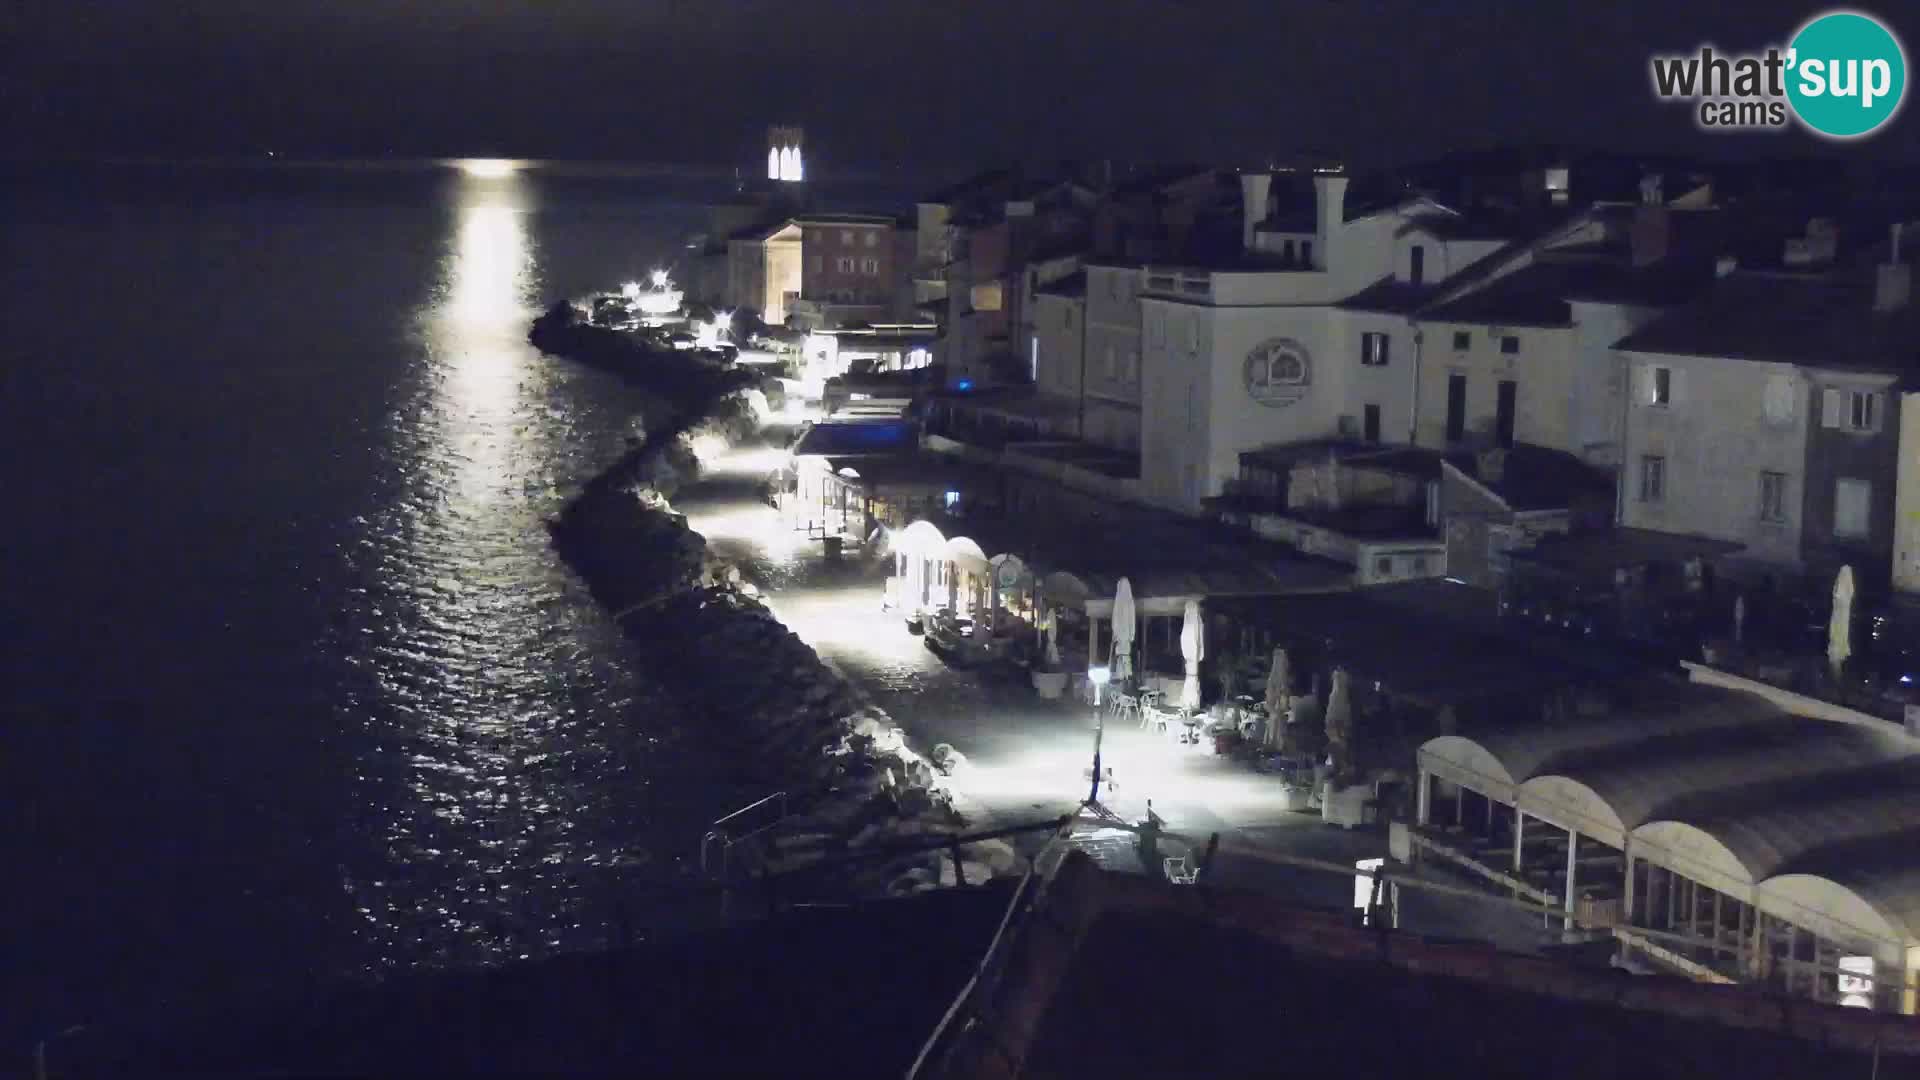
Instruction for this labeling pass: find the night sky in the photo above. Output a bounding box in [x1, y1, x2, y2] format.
[7, 0, 1917, 170]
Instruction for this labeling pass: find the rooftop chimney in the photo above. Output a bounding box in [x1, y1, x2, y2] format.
[1631, 204, 1670, 267]
[1876, 223, 1912, 312]
[1239, 171, 1272, 252]
[1313, 173, 1349, 271]
[1476, 447, 1508, 485]
[1784, 218, 1839, 267]
[1638, 172, 1664, 207]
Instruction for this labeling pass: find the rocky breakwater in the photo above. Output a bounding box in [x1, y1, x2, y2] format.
[532, 300, 1028, 904]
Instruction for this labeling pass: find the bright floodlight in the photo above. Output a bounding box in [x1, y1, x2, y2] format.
[1089, 666, 1111, 685]
[651, 269, 669, 289]
[621, 282, 641, 300]
[460, 159, 517, 179]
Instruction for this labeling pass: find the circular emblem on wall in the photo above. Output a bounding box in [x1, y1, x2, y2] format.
[1243, 338, 1312, 408]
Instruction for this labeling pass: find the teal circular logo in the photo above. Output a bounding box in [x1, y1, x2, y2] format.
[1787, 11, 1907, 138]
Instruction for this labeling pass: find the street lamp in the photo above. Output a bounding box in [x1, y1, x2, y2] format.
[1087, 665, 1111, 804]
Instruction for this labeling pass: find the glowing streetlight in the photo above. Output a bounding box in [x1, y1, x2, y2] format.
[621, 282, 641, 300]
[1087, 665, 1112, 804]
[459, 159, 518, 179]
[651, 269, 670, 290]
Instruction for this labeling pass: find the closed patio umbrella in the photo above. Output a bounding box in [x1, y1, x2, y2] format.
[1829, 565, 1855, 677]
[1111, 577, 1136, 682]
[1325, 667, 1354, 781]
[1044, 611, 1061, 669]
[1179, 600, 1204, 711]
[1264, 648, 1291, 750]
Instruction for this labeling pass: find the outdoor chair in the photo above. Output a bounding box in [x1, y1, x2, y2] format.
[1110, 693, 1141, 726]
[1164, 856, 1196, 884]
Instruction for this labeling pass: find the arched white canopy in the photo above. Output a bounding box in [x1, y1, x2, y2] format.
[942, 535, 989, 573]
[1760, 874, 1911, 963]
[1517, 774, 1630, 848]
[897, 519, 947, 557]
[1416, 735, 1517, 804]
[1631, 820, 1760, 901]
[989, 553, 1030, 594]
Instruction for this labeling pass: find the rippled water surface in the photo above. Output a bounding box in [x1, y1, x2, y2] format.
[0, 159, 911, 1050]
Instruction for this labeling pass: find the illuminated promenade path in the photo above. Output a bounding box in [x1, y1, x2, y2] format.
[676, 434, 1560, 955]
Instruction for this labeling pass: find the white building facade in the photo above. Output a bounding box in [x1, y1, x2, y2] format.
[1899, 391, 1920, 594]
[1137, 174, 1467, 513]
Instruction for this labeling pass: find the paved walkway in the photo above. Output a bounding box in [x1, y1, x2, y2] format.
[675, 434, 1561, 956]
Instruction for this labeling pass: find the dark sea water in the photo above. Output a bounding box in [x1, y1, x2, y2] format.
[0, 158, 916, 1054]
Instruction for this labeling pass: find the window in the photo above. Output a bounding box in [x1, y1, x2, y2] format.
[1649, 365, 1672, 406]
[1835, 478, 1872, 538]
[1495, 380, 1517, 448]
[836, 256, 854, 273]
[1500, 335, 1520, 355]
[864, 232, 878, 248]
[1851, 390, 1878, 430]
[1763, 375, 1797, 424]
[1363, 404, 1382, 443]
[1445, 373, 1467, 442]
[1301, 240, 1314, 265]
[1375, 556, 1393, 577]
[1409, 245, 1426, 285]
[1452, 330, 1471, 351]
[1820, 388, 1882, 432]
[860, 257, 879, 275]
[1124, 349, 1139, 384]
[1412, 555, 1430, 574]
[1104, 345, 1117, 379]
[840, 230, 854, 245]
[1759, 471, 1788, 522]
[1639, 455, 1666, 502]
[810, 255, 823, 274]
[1030, 338, 1039, 383]
[1360, 332, 1391, 367]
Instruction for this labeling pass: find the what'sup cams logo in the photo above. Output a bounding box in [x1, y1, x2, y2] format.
[1650, 10, 1907, 139]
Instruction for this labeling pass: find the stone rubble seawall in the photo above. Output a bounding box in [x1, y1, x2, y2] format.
[532, 301, 1024, 903]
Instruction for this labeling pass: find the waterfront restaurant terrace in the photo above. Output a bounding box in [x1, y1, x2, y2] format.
[1414, 678, 1920, 1014]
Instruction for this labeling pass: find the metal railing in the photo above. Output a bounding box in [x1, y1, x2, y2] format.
[699, 790, 790, 882]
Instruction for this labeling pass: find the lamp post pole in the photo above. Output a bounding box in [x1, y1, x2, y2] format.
[1087, 666, 1111, 805]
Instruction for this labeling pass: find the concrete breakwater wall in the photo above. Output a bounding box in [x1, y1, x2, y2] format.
[532, 301, 1022, 903]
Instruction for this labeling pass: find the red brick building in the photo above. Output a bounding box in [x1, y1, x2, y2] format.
[795, 214, 899, 327]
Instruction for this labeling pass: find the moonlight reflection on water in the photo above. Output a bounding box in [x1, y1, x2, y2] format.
[337, 165, 674, 971]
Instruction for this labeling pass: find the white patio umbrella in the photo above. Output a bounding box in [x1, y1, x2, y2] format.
[1179, 600, 1204, 710]
[1111, 577, 1136, 682]
[1732, 593, 1746, 645]
[1264, 648, 1291, 750]
[1829, 565, 1855, 677]
[1325, 667, 1354, 778]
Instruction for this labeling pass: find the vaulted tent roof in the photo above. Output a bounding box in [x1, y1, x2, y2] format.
[1421, 687, 1920, 944]
[1642, 757, 1920, 881]
[1770, 827, 1920, 942]
[1454, 681, 1779, 782]
[1533, 717, 1907, 835]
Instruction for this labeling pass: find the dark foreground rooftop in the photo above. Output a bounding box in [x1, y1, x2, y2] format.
[1025, 903, 1915, 1080]
[926, 854, 1920, 1080]
[60, 883, 1014, 1079]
